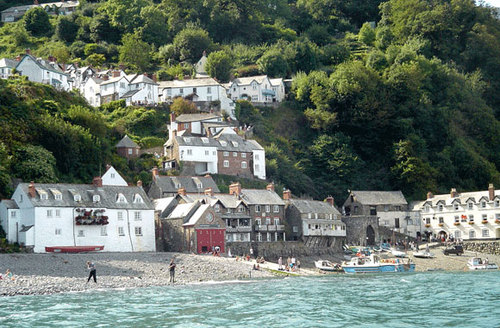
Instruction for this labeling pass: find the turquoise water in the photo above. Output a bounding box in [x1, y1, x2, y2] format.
[1, 271, 499, 327]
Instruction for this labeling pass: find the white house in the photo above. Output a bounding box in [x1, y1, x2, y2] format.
[413, 185, 500, 241]
[227, 75, 285, 103]
[122, 74, 159, 106]
[0, 58, 17, 79]
[0, 167, 156, 253]
[159, 78, 235, 118]
[99, 75, 130, 104]
[1, 1, 79, 23]
[15, 53, 71, 91]
[168, 112, 227, 140]
[66, 65, 96, 90]
[82, 76, 103, 107]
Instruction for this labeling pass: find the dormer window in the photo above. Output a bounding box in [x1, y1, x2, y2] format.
[424, 205, 430, 212]
[55, 194, 62, 200]
[232, 141, 238, 147]
[93, 195, 100, 203]
[117, 193, 127, 203]
[220, 140, 227, 146]
[74, 194, 81, 202]
[201, 138, 209, 144]
[468, 202, 473, 210]
[197, 183, 202, 189]
[133, 194, 143, 203]
[438, 204, 444, 212]
[495, 200, 500, 208]
[481, 201, 486, 208]
[454, 203, 459, 211]
[215, 204, 220, 212]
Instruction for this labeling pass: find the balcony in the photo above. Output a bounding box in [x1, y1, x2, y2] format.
[75, 209, 109, 225]
[227, 226, 252, 233]
[268, 225, 277, 232]
[255, 225, 268, 231]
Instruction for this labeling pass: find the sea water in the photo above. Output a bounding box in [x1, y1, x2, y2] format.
[1, 271, 499, 327]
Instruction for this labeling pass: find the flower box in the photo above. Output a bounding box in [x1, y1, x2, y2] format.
[468, 221, 475, 225]
[454, 222, 460, 226]
[438, 223, 444, 227]
[425, 224, 431, 228]
[495, 219, 500, 224]
[482, 220, 488, 224]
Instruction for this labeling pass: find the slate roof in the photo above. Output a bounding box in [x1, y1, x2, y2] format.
[350, 191, 408, 205]
[159, 78, 221, 89]
[240, 189, 285, 205]
[1, 199, 19, 209]
[129, 74, 157, 85]
[100, 75, 127, 86]
[0, 58, 17, 68]
[183, 204, 211, 226]
[116, 135, 139, 148]
[17, 54, 67, 76]
[167, 202, 199, 219]
[121, 89, 141, 99]
[270, 78, 283, 86]
[232, 75, 268, 86]
[288, 199, 341, 216]
[411, 189, 500, 210]
[17, 183, 153, 210]
[175, 113, 222, 123]
[213, 194, 244, 208]
[153, 175, 220, 194]
[153, 196, 177, 212]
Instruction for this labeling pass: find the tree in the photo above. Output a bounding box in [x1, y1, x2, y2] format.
[257, 49, 288, 77]
[173, 26, 213, 62]
[55, 16, 79, 43]
[90, 14, 121, 44]
[137, 5, 170, 47]
[119, 33, 151, 71]
[85, 53, 106, 67]
[358, 22, 376, 46]
[23, 7, 51, 37]
[11, 145, 58, 183]
[169, 97, 198, 116]
[206, 51, 233, 82]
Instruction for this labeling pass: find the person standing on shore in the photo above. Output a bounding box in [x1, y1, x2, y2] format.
[250, 247, 254, 259]
[86, 261, 97, 283]
[278, 256, 283, 270]
[169, 258, 176, 284]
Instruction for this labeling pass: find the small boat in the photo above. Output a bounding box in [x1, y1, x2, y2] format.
[45, 245, 104, 253]
[391, 248, 408, 258]
[342, 254, 415, 274]
[315, 260, 342, 272]
[413, 251, 435, 258]
[467, 257, 499, 271]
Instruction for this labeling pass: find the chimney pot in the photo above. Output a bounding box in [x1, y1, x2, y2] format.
[266, 183, 275, 192]
[427, 191, 433, 199]
[283, 189, 291, 200]
[152, 167, 159, 180]
[170, 112, 176, 123]
[489, 183, 495, 201]
[450, 188, 457, 198]
[137, 180, 143, 188]
[92, 177, 103, 187]
[229, 182, 241, 196]
[28, 181, 36, 198]
[178, 187, 186, 196]
[326, 196, 335, 207]
[204, 187, 213, 196]
[25, 48, 31, 55]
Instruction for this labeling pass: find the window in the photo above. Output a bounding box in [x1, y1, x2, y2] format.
[273, 205, 279, 213]
[205, 150, 209, 155]
[438, 217, 443, 224]
[425, 218, 431, 224]
[496, 213, 500, 220]
[202, 137, 209, 144]
[233, 152, 237, 157]
[93, 195, 100, 203]
[469, 230, 475, 239]
[482, 214, 487, 220]
[455, 230, 461, 239]
[242, 153, 246, 158]
[256, 218, 261, 225]
[207, 96, 212, 101]
[454, 216, 460, 223]
[55, 209, 61, 217]
[481, 201, 487, 208]
[118, 212, 123, 220]
[395, 218, 400, 228]
[167, 89, 172, 96]
[187, 149, 193, 155]
[238, 205, 244, 212]
[232, 141, 239, 147]
[266, 205, 271, 213]
[55, 194, 62, 200]
[215, 204, 220, 212]
[10, 211, 16, 218]
[370, 207, 377, 215]
[193, 87, 197, 93]
[47, 210, 53, 218]
[384, 205, 389, 211]
[469, 215, 474, 221]
[101, 226, 107, 236]
[482, 229, 489, 237]
[179, 88, 183, 94]
[118, 227, 125, 236]
[78, 230, 85, 237]
[134, 212, 142, 221]
[184, 123, 189, 129]
[241, 161, 247, 169]
[438, 204, 444, 212]
[223, 151, 229, 157]
[135, 227, 142, 236]
[424, 205, 430, 212]
[265, 217, 271, 225]
[255, 205, 261, 212]
[134, 195, 143, 203]
[120, 82, 125, 88]
[255, 164, 260, 172]
[220, 140, 227, 146]
[223, 160, 229, 167]
[252, 83, 257, 90]
[293, 226, 298, 233]
[117, 194, 127, 203]
[55, 228, 61, 235]
[454, 203, 459, 211]
[495, 200, 500, 207]
[251, 95, 258, 101]
[274, 218, 280, 225]
[255, 154, 259, 160]
[213, 151, 216, 156]
[468, 202, 473, 210]
[74, 194, 81, 202]
[207, 87, 211, 94]
[111, 173, 115, 179]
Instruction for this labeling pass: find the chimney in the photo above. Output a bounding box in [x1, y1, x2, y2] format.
[266, 183, 275, 192]
[177, 187, 186, 196]
[229, 182, 241, 196]
[203, 50, 207, 57]
[152, 74, 157, 83]
[16, 55, 21, 61]
[326, 196, 335, 207]
[489, 183, 495, 201]
[137, 180, 143, 188]
[204, 174, 211, 178]
[427, 191, 433, 199]
[204, 187, 213, 196]
[112, 70, 120, 78]
[48, 55, 55, 62]
[106, 164, 111, 172]
[25, 48, 31, 55]
[450, 188, 458, 198]
[283, 189, 291, 200]
[102, 75, 109, 81]
[34, 0, 39, 5]
[152, 167, 159, 180]
[28, 181, 36, 198]
[170, 112, 176, 123]
[92, 177, 103, 187]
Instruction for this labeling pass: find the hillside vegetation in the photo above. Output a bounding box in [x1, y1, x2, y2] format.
[0, 0, 500, 202]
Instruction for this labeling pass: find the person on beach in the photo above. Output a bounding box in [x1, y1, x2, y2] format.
[169, 258, 176, 283]
[278, 256, 283, 270]
[86, 261, 97, 283]
[250, 247, 254, 259]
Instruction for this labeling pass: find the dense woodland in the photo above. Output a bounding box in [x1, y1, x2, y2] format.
[0, 0, 500, 203]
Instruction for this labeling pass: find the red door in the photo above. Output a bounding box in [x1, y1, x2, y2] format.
[196, 229, 225, 254]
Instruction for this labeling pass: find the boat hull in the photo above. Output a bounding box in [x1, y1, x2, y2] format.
[343, 263, 415, 274]
[45, 246, 104, 253]
[467, 264, 498, 270]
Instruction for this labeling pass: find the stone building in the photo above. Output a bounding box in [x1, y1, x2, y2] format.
[147, 169, 220, 199]
[116, 135, 140, 159]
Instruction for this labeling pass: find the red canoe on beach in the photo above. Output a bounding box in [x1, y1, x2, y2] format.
[45, 246, 104, 253]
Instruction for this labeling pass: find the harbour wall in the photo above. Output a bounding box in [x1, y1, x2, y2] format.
[463, 241, 500, 255]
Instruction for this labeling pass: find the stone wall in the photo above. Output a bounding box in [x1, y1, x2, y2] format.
[463, 241, 500, 255]
[341, 215, 379, 245]
[226, 240, 344, 262]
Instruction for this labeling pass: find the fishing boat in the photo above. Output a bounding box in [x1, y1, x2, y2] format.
[45, 245, 104, 253]
[391, 248, 408, 258]
[315, 260, 342, 272]
[413, 251, 435, 258]
[342, 254, 415, 274]
[467, 257, 499, 270]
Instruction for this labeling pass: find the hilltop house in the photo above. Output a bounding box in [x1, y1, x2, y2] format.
[0, 58, 17, 79]
[115, 135, 140, 159]
[159, 78, 235, 118]
[1, 1, 79, 23]
[284, 192, 346, 248]
[15, 52, 71, 91]
[412, 184, 500, 241]
[0, 166, 155, 253]
[194, 52, 208, 78]
[227, 75, 285, 103]
[164, 127, 266, 179]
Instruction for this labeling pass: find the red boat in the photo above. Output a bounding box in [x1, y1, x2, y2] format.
[45, 246, 104, 253]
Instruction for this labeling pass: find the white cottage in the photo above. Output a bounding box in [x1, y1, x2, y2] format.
[0, 58, 17, 79]
[0, 167, 156, 253]
[227, 75, 285, 103]
[15, 53, 71, 91]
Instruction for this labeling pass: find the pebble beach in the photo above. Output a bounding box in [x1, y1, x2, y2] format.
[1, 246, 499, 297]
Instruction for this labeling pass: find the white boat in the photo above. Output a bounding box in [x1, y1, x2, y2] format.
[391, 248, 408, 258]
[413, 251, 435, 258]
[467, 257, 499, 271]
[342, 254, 415, 274]
[315, 260, 342, 272]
